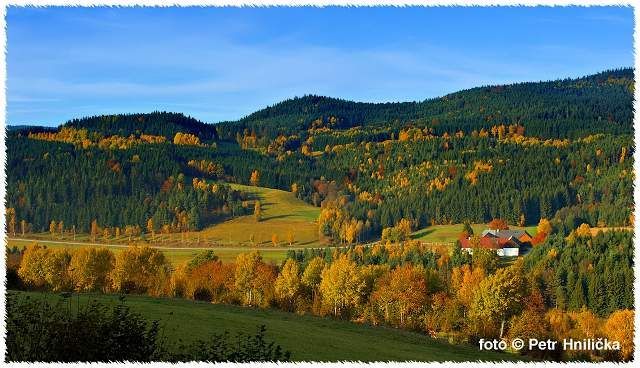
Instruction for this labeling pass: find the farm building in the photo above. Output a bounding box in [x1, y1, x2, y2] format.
[459, 229, 533, 257]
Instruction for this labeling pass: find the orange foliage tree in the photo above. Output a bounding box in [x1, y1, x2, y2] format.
[487, 218, 509, 230]
[371, 264, 427, 326]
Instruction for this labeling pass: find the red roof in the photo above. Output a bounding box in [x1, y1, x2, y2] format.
[459, 235, 520, 250]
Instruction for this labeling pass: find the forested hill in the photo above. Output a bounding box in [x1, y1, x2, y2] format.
[63, 111, 218, 141]
[216, 68, 633, 140]
[6, 68, 634, 236]
[11, 68, 632, 141]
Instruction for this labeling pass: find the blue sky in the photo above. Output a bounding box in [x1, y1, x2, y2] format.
[7, 6, 634, 126]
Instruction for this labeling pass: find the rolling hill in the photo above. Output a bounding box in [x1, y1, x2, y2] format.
[6, 68, 634, 245]
[11, 68, 633, 142]
[216, 68, 633, 139]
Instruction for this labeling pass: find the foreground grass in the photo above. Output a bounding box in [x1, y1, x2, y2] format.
[9, 290, 523, 362]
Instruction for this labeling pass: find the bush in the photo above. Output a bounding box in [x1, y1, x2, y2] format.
[162, 325, 291, 362]
[5, 293, 160, 362]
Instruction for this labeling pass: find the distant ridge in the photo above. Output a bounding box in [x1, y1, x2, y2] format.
[15, 68, 633, 141]
[215, 67, 633, 139]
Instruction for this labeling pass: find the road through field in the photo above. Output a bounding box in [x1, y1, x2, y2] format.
[6, 237, 318, 252]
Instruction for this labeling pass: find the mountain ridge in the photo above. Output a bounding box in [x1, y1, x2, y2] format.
[12, 67, 634, 140]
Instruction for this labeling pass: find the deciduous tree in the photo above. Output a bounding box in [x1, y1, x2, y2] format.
[274, 259, 301, 310]
[69, 247, 114, 292]
[110, 246, 171, 295]
[469, 262, 527, 338]
[371, 264, 427, 326]
[319, 255, 364, 317]
[603, 309, 634, 361]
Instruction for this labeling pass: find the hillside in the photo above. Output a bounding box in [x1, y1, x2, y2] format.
[216, 68, 633, 139]
[199, 184, 321, 247]
[15, 68, 630, 142]
[63, 111, 218, 141]
[5, 68, 634, 246]
[10, 291, 522, 362]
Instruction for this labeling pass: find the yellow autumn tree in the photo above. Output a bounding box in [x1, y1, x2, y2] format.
[575, 223, 592, 238]
[573, 308, 601, 339]
[546, 308, 573, 341]
[57, 221, 64, 239]
[173, 132, 201, 146]
[18, 244, 50, 288]
[69, 246, 115, 292]
[286, 230, 295, 246]
[451, 264, 486, 309]
[319, 255, 365, 317]
[371, 264, 427, 326]
[254, 200, 262, 222]
[234, 251, 277, 307]
[603, 309, 634, 361]
[537, 218, 553, 235]
[146, 218, 155, 240]
[234, 251, 263, 306]
[110, 246, 171, 296]
[20, 219, 27, 236]
[90, 219, 100, 242]
[302, 257, 325, 302]
[250, 170, 260, 186]
[6, 208, 16, 236]
[274, 258, 302, 311]
[342, 218, 360, 245]
[42, 248, 73, 292]
[49, 220, 57, 238]
[468, 262, 527, 338]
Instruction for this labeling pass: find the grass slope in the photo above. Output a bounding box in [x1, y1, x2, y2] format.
[9, 290, 522, 362]
[199, 184, 322, 247]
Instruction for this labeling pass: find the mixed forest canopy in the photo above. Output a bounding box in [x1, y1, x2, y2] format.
[5, 68, 634, 240]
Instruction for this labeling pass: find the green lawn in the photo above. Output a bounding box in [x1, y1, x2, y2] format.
[9, 290, 522, 362]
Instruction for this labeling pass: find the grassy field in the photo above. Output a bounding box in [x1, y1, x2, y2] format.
[199, 184, 322, 247]
[411, 223, 537, 244]
[9, 290, 523, 362]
